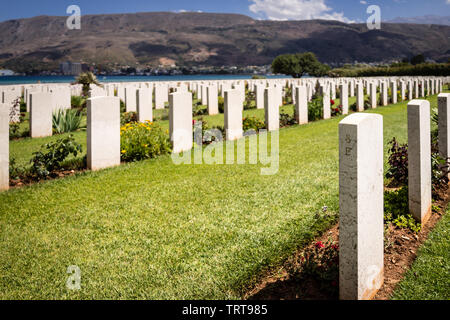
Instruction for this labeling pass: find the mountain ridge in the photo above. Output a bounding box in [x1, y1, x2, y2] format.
[0, 12, 449, 72]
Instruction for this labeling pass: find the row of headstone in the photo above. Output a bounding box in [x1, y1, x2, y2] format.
[338, 93, 450, 300]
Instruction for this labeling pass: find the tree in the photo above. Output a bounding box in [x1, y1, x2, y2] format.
[74, 72, 102, 97]
[271, 52, 329, 78]
[410, 54, 425, 66]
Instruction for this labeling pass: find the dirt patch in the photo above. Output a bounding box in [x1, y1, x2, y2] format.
[245, 187, 449, 301]
[375, 186, 449, 300]
[9, 169, 87, 189]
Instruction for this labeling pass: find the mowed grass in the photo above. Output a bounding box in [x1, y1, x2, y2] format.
[0, 92, 446, 299]
[392, 205, 450, 300]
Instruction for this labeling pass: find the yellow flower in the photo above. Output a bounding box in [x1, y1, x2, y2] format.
[121, 150, 126, 154]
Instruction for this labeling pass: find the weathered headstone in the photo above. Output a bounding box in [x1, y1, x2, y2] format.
[339, 113, 384, 300]
[30, 92, 53, 138]
[438, 93, 450, 179]
[408, 100, 432, 224]
[87, 97, 121, 171]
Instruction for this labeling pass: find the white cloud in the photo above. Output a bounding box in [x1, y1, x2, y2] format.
[447, 0, 450, 4]
[360, 0, 367, 4]
[249, 0, 354, 23]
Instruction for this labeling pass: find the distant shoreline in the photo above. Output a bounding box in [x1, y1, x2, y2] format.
[0, 74, 291, 86]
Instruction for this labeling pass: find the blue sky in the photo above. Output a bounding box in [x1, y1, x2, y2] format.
[0, 0, 449, 23]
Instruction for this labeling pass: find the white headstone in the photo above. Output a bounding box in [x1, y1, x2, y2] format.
[169, 91, 193, 153]
[224, 89, 243, 141]
[408, 100, 432, 224]
[30, 92, 53, 138]
[87, 97, 121, 171]
[0, 105, 9, 191]
[339, 113, 384, 300]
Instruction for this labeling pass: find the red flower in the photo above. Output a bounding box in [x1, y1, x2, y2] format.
[330, 99, 335, 105]
[315, 241, 325, 249]
[331, 244, 339, 251]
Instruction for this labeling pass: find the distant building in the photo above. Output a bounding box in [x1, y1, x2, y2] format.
[0, 69, 14, 76]
[60, 62, 83, 75]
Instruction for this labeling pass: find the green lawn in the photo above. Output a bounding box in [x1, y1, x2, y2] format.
[392, 206, 450, 300]
[0, 92, 446, 299]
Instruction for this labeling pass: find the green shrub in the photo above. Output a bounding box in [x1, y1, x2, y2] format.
[330, 63, 450, 77]
[280, 108, 296, 127]
[384, 187, 421, 233]
[386, 137, 449, 194]
[9, 123, 29, 140]
[120, 121, 171, 162]
[218, 96, 225, 113]
[243, 116, 265, 132]
[193, 104, 208, 117]
[120, 100, 126, 113]
[9, 157, 25, 180]
[52, 109, 83, 134]
[71, 95, 86, 111]
[386, 138, 409, 186]
[120, 112, 138, 126]
[308, 95, 323, 121]
[19, 97, 27, 113]
[30, 135, 82, 179]
[244, 91, 256, 110]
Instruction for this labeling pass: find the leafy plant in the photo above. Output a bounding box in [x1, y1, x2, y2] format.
[71, 95, 86, 111]
[120, 121, 171, 162]
[218, 96, 225, 113]
[193, 104, 208, 117]
[9, 157, 25, 180]
[307, 95, 323, 122]
[293, 239, 339, 295]
[331, 105, 342, 117]
[279, 112, 296, 127]
[52, 109, 83, 134]
[386, 137, 449, 195]
[243, 116, 265, 132]
[244, 90, 256, 110]
[384, 187, 421, 233]
[75, 72, 102, 97]
[30, 135, 82, 179]
[386, 138, 409, 186]
[120, 112, 138, 126]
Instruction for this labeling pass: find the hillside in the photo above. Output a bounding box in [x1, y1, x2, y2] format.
[0, 12, 449, 72]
